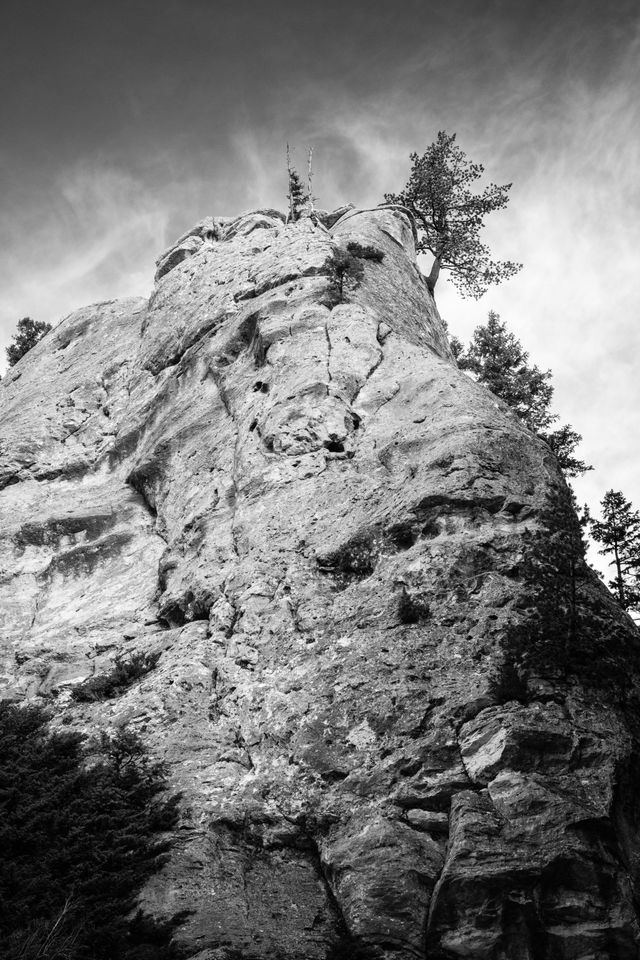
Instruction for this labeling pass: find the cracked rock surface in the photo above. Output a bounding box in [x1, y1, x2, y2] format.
[1, 206, 640, 959]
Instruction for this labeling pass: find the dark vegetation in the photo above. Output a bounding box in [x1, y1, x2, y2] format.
[328, 241, 385, 302]
[589, 490, 640, 613]
[0, 703, 185, 960]
[345, 241, 385, 263]
[318, 530, 379, 587]
[490, 490, 586, 703]
[318, 522, 420, 592]
[286, 168, 308, 222]
[450, 315, 640, 620]
[451, 312, 590, 478]
[2, 317, 52, 377]
[491, 488, 640, 703]
[397, 587, 431, 624]
[385, 131, 521, 297]
[286, 145, 309, 222]
[71, 651, 161, 702]
[328, 936, 380, 960]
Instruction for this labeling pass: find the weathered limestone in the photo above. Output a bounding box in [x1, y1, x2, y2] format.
[1, 205, 640, 959]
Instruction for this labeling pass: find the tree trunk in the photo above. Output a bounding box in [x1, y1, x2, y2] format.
[613, 540, 626, 607]
[426, 257, 441, 295]
[307, 147, 314, 212]
[286, 144, 294, 224]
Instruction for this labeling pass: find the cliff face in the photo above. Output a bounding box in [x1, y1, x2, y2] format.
[1, 206, 640, 960]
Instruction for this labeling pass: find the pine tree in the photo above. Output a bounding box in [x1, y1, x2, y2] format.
[6, 317, 52, 366]
[286, 144, 309, 222]
[385, 131, 521, 298]
[590, 490, 640, 612]
[327, 241, 384, 302]
[491, 488, 587, 702]
[454, 312, 591, 477]
[0, 704, 184, 960]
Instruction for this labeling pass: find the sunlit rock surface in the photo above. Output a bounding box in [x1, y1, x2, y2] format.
[2, 206, 640, 959]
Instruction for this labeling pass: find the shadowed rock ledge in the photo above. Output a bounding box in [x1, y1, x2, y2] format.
[1, 206, 640, 959]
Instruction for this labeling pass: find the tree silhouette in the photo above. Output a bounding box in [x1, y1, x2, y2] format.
[385, 131, 521, 298]
[286, 144, 309, 223]
[0, 703, 184, 960]
[452, 312, 591, 477]
[6, 317, 52, 367]
[590, 490, 640, 612]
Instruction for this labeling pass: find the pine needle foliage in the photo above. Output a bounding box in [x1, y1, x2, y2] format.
[0, 703, 184, 960]
[286, 144, 309, 223]
[6, 317, 52, 367]
[287, 170, 308, 220]
[385, 131, 521, 298]
[590, 490, 640, 612]
[328, 241, 384, 302]
[71, 651, 161, 702]
[491, 488, 640, 703]
[491, 491, 587, 703]
[452, 312, 591, 478]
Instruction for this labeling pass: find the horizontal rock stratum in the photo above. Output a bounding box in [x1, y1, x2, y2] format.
[2, 205, 640, 959]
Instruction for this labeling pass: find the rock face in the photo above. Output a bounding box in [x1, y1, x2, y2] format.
[2, 205, 640, 959]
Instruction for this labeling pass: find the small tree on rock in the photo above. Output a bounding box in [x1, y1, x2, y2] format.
[327, 242, 384, 302]
[6, 317, 52, 367]
[590, 490, 640, 612]
[385, 131, 521, 298]
[453, 312, 591, 477]
[286, 144, 309, 223]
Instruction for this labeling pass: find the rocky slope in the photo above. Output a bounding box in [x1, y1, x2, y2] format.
[1, 204, 640, 959]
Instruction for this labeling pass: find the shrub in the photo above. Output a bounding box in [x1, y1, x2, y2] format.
[71, 651, 161, 702]
[398, 587, 430, 624]
[0, 703, 185, 960]
[6, 317, 52, 367]
[489, 490, 585, 704]
[327, 242, 384, 302]
[345, 241, 384, 263]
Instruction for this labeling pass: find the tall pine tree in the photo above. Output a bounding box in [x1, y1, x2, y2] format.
[590, 490, 640, 612]
[452, 312, 590, 477]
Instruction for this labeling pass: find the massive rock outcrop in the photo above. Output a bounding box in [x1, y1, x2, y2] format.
[1, 205, 640, 959]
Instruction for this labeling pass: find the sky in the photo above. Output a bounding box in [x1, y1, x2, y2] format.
[1, 0, 639, 557]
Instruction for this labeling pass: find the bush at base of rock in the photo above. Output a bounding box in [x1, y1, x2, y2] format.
[0, 703, 185, 960]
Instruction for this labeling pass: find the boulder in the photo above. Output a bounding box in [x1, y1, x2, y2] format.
[155, 233, 205, 281]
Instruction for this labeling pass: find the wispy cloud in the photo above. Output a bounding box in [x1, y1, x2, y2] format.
[433, 31, 640, 525]
[271, 15, 640, 523]
[0, 163, 169, 358]
[1, 0, 638, 540]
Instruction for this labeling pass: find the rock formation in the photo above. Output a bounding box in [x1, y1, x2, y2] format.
[1, 204, 640, 959]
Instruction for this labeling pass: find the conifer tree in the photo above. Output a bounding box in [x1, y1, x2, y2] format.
[453, 312, 590, 477]
[0, 704, 183, 960]
[590, 490, 640, 612]
[385, 131, 521, 298]
[491, 488, 587, 702]
[6, 317, 52, 366]
[286, 144, 309, 222]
